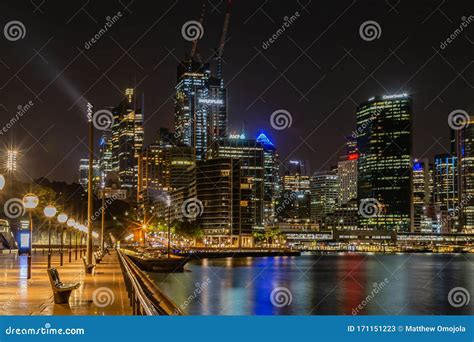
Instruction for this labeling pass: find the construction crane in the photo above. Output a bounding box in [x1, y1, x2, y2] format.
[215, 0, 232, 81]
[190, 1, 207, 60]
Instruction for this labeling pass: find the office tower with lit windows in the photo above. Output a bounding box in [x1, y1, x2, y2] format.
[196, 158, 254, 247]
[139, 137, 195, 213]
[412, 158, 435, 232]
[337, 138, 358, 205]
[283, 160, 310, 177]
[111, 88, 144, 201]
[451, 118, 474, 233]
[99, 132, 113, 188]
[256, 132, 280, 225]
[174, 59, 227, 161]
[278, 167, 311, 223]
[310, 171, 339, 226]
[357, 94, 413, 231]
[434, 153, 458, 233]
[208, 135, 264, 229]
[79, 158, 100, 190]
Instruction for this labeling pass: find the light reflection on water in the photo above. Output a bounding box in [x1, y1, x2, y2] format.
[149, 254, 474, 315]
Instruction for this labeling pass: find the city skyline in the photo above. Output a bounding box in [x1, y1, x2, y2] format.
[0, 0, 472, 183]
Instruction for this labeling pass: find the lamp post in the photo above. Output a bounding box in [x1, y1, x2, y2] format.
[44, 205, 57, 269]
[166, 195, 171, 259]
[23, 193, 39, 279]
[67, 218, 75, 259]
[86, 102, 94, 272]
[57, 213, 68, 265]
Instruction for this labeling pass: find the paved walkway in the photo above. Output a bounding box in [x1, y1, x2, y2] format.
[0, 250, 132, 315]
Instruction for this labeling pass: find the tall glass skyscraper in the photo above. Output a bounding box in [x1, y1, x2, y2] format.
[256, 132, 280, 225]
[174, 59, 227, 161]
[111, 88, 144, 201]
[357, 94, 412, 231]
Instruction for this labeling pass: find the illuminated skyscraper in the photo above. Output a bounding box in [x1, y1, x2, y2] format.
[278, 166, 311, 223]
[357, 94, 412, 231]
[310, 171, 339, 226]
[451, 117, 474, 233]
[111, 88, 144, 200]
[256, 132, 280, 224]
[99, 132, 113, 188]
[337, 138, 358, 205]
[174, 59, 227, 161]
[208, 135, 264, 229]
[434, 154, 458, 233]
[79, 158, 100, 190]
[412, 158, 434, 232]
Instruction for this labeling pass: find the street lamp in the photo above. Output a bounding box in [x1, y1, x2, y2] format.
[23, 193, 39, 279]
[44, 205, 57, 269]
[67, 218, 76, 259]
[57, 213, 68, 265]
[0, 174, 5, 190]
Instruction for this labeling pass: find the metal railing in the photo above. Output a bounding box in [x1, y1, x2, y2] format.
[117, 249, 183, 316]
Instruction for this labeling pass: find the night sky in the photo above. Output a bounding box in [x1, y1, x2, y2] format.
[0, 0, 472, 182]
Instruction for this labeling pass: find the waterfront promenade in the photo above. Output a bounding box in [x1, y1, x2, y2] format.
[0, 250, 132, 315]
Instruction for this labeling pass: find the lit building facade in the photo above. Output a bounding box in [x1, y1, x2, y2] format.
[337, 154, 358, 205]
[310, 171, 339, 226]
[111, 88, 144, 201]
[174, 59, 227, 161]
[278, 171, 311, 223]
[208, 135, 264, 229]
[412, 158, 434, 233]
[79, 158, 100, 190]
[256, 132, 280, 225]
[357, 94, 413, 231]
[434, 153, 458, 233]
[99, 132, 113, 188]
[196, 158, 254, 247]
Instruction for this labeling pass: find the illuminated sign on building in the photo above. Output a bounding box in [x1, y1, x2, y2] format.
[198, 98, 224, 105]
[382, 93, 408, 100]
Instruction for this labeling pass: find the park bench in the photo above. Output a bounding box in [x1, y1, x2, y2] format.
[94, 251, 103, 264]
[47, 268, 80, 304]
[82, 256, 96, 273]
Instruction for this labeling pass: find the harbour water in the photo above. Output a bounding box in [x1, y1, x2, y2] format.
[149, 253, 474, 315]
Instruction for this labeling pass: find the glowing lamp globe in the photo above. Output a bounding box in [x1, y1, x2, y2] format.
[23, 193, 39, 209]
[43, 205, 57, 218]
[57, 213, 68, 224]
[67, 218, 75, 227]
[0, 174, 5, 190]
